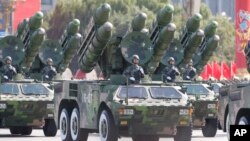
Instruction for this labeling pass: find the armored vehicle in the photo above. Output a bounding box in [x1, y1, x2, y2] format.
[0, 11, 81, 136]
[50, 2, 221, 140]
[183, 83, 218, 137]
[0, 81, 56, 136]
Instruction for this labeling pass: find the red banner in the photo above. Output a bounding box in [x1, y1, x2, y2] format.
[213, 61, 221, 80]
[13, 0, 41, 32]
[235, 0, 250, 68]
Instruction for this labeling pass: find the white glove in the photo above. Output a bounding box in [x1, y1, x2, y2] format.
[167, 76, 171, 80]
[186, 76, 190, 79]
[129, 77, 135, 81]
[3, 75, 8, 79]
[139, 68, 144, 74]
[45, 75, 49, 79]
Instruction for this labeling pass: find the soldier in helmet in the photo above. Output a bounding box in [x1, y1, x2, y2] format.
[0, 56, 17, 82]
[183, 60, 196, 80]
[123, 54, 145, 84]
[162, 57, 180, 82]
[41, 58, 57, 81]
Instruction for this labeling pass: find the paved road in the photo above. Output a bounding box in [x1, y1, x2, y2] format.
[0, 129, 228, 141]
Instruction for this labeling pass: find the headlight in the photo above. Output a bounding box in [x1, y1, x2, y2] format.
[0, 103, 6, 109]
[119, 108, 134, 115]
[47, 104, 54, 109]
[207, 104, 216, 109]
[179, 109, 189, 115]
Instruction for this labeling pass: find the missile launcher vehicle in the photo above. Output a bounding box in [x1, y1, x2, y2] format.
[0, 12, 81, 136]
[48, 3, 223, 141]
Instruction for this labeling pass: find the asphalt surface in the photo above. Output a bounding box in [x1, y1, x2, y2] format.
[0, 129, 228, 141]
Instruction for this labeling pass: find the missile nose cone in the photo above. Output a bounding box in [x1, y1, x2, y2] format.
[193, 13, 202, 21]
[102, 22, 113, 31]
[213, 35, 220, 41]
[101, 3, 111, 13]
[35, 11, 44, 19]
[164, 4, 174, 13]
[167, 23, 176, 31]
[138, 12, 147, 20]
[210, 21, 218, 28]
[196, 29, 204, 36]
[72, 19, 80, 26]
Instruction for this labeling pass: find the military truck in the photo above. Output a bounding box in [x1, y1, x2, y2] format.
[0, 11, 81, 136]
[51, 3, 199, 141]
[0, 80, 56, 136]
[183, 83, 218, 137]
[218, 41, 250, 140]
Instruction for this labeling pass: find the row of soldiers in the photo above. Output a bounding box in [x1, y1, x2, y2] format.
[1, 54, 196, 83]
[123, 54, 196, 84]
[0, 56, 57, 82]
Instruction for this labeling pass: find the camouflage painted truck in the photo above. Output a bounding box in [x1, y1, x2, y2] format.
[220, 40, 250, 140]
[53, 3, 195, 141]
[183, 83, 218, 137]
[0, 11, 81, 136]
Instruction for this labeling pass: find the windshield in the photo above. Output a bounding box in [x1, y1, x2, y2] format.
[118, 87, 148, 99]
[0, 83, 19, 95]
[150, 87, 182, 99]
[212, 84, 221, 93]
[21, 84, 50, 95]
[185, 84, 210, 95]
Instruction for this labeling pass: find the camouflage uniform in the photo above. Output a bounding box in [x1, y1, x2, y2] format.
[123, 55, 144, 84]
[0, 56, 17, 82]
[183, 66, 196, 80]
[41, 58, 57, 81]
[162, 57, 180, 82]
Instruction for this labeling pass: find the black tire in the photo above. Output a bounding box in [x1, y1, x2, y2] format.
[132, 135, 159, 141]
[20, 127, 32, 135]
[174, 126, 192, 141]
[60, 108, 72, 141]
[43, 119, 57, 137]
[70, 108, 88, 141]
[99, 110, 118, 141]
[202, 119, 217, 137]
[9, 127, 20, 134]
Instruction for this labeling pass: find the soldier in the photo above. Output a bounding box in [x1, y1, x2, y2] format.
[123, 54, 145, 84]
[41, 58, 57, 81]
[0, 56, 17, 82]
[162, 57, 180, 82]
[183, 60, 196, 80]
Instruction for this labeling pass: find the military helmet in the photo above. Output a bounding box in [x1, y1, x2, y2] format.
[5, 56, 12, 62]
[132, 54, 140, 60]
[168, 57, 175, 62]
[47, 58, 53, 63]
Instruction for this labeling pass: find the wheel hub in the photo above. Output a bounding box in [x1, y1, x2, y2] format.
[72, 116, 78, 135]
[61, 117, 67, 135]
[101, 119, 107, 138]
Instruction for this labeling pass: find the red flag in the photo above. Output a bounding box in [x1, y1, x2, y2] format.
[207, 63, 213, 79]
[230, 61, 237, 78]
[74, 69, 86, 79]
[200, 65, 208, 80]
[213, 61, 221, 80]
[222, 62, 231, 79]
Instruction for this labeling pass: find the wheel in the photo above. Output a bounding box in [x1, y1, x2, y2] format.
[202, 119, 217, 137]
[174, 126, 192, 141]
[70, 108, 88, 141]
[20, 127, 32, 135]
[9, 127, 20, 134]
[43, 119, 57, 137]
[60, 108, 72, 141]
[226, 114, 230, 140]
[238, 116, 249, 125]
[99, 110, 118, 141]
[132, 135, 159, 141]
